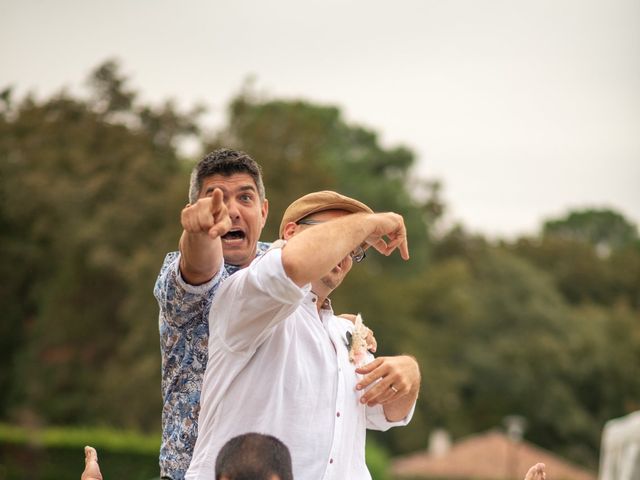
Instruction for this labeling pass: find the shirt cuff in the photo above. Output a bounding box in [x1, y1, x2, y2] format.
[366, 400, 416, 431]
[173, 253, 225, 294]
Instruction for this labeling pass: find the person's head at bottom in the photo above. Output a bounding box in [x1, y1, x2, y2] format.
[215, 433, 293, 480]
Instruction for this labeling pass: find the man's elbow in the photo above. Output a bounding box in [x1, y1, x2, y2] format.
[281, 251, 309, 287]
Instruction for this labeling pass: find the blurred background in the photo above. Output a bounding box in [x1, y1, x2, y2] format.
[1, 1, 639, 479]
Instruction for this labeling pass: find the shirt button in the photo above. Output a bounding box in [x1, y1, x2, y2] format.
[336, 411, 341, 417]
[329, 458, 334, 464]
[312, 298, 317, 303]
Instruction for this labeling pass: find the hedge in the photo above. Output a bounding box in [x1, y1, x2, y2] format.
[0, 423, 160, 480]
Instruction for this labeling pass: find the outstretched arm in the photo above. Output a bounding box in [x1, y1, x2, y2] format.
[179, 188, 231, 285]
[281, 212, 410, 287]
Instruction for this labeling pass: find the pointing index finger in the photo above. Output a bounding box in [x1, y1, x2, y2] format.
[399, 237, 410, 260]
[210, 188, 224, 213]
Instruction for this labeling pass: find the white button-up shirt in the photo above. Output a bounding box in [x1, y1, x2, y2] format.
[186, 247, 413, 480]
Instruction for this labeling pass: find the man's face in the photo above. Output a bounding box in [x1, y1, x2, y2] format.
[292, 209, 354, 292]
[199, 173, 268, 268]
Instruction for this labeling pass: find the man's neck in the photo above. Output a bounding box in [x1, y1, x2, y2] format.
[310, 287, 332, 314]
[224, 243, 266, 269]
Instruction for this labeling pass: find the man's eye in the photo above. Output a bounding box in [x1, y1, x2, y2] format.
[240, 194, 252, 202]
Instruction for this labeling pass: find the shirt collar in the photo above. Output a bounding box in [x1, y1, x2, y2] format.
[309, 291, 333, 311]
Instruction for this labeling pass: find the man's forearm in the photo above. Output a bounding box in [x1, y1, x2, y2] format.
[179, 230, 224, 285]
[383, 387, 419, 422]
[281, 213, 372, 286]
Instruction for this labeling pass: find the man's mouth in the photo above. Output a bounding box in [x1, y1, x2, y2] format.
[222, 229, 246, 243]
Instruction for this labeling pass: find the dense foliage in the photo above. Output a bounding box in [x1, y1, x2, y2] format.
[1, 61, 638, 471]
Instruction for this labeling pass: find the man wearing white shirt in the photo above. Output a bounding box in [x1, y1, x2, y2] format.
[187, 191, 421, 480]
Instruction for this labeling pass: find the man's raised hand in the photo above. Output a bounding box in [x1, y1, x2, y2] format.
[364, 212, 410, 260]
[181, 188, 231, 239]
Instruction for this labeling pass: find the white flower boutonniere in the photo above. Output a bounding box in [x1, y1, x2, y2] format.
[345, 313, 369, 367]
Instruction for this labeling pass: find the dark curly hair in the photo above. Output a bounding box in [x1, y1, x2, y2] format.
[188, 148, 265, 203]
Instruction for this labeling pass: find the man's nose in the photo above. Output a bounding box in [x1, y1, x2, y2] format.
[225, 199, 241, 220]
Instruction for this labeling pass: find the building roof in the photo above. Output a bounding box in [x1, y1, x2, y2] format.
[391, 430, 597, 480]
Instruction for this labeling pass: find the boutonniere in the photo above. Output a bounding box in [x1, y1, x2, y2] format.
[344, 313, 369, 367]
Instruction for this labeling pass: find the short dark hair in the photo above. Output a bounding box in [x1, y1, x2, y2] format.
[215, 433, 293, 480]
[189, 148, 265, 204]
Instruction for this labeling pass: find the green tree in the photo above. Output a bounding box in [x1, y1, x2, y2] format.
[543, 208, 639, 253]
[403, 225, 640, 467]
[0, 61, 196, 430]
[513, 208, 640, 308]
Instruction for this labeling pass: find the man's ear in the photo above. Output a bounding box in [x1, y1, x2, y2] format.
[260, 198, 269, 228]
[282, 222, 298, 240]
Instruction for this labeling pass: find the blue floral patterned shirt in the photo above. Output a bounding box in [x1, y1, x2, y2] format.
[153, 242, 271, 480]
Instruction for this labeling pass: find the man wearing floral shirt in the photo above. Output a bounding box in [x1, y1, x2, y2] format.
[153, 148, 271, 480]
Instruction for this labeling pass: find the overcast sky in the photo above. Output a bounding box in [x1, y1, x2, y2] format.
[2, 0, 639, 237]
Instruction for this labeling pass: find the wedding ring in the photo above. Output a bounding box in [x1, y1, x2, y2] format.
[390, 385, 399, 394]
